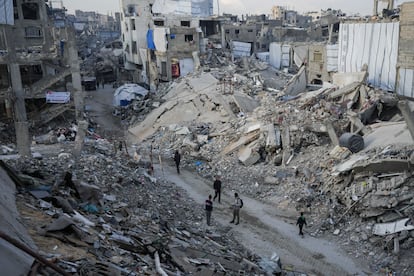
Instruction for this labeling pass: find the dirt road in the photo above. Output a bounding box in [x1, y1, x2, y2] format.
[84, 83, 370, 275]
[158, 164, 370, 275]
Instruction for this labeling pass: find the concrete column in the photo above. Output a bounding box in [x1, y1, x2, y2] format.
[325, 120, 339, 146]
[9, 63, 31, 157]
[398, 100, 414, 142]
[67, 30, 84, 121]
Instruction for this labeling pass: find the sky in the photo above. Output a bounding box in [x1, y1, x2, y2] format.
[61, 0, 410, 16]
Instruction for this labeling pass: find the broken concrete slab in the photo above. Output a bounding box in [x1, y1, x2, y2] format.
[233, 93, 260, 113]
[364, 122, 414, 150]
[283, 65, 307, 96]
[265, 124, 281, 151]
[328, 82, 361, 99]
[332, 71, 367, 88]
[373, 218, 414, 236]
[221, 131, 260, 156]
[238, 144, 260, 166]
[352, 159, 413, 173]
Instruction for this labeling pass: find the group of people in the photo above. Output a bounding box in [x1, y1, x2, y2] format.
[173, 149, 308, 235]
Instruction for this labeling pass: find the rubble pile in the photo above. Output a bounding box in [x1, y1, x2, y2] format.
[129, 64, 414, 273]
[1, 141, 271, 275]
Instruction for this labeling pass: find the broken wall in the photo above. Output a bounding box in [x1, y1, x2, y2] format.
[338, 22, 399, 91]
[307, 44, 330, 84]
[397, 2, 414, 98]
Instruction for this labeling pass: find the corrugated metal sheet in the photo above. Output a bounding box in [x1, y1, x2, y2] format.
[281, 45, 290, 67]
[338, 22, 399, 91]
[326, 44, 338, 72]
[397, 68, 414, 98]
[232, 41, 251, 57]
[179, 58, 194, 76]
[269, 43, 291, 69]
[269, 43, 282, 69]
[0, 0, 14, 25]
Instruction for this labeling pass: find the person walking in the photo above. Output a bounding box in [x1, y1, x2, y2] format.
[230, 193, 242, 225]
[296, 212, 307, 236]
[173, 150, 181, 174]
[205, 195, 213, 226]
[213, 175, 222, 203]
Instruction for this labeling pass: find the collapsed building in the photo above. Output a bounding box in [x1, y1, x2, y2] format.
[1, 0, 414, 275]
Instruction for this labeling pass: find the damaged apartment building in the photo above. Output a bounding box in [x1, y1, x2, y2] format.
[120, 0, 222, 88]
[0, 0, 83, 155]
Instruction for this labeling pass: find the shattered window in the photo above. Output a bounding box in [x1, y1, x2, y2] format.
[132, 41, 137, 54]
[235, 29, 240, 34]
[225, 30, 230, 34]
[131, 19, 136, 30]
[127, 5, 135, 15]
[248, 29, 253, 32]
[154, 20, 164, 26]
[22, 3, 39, 20]
[25, 27, 43, 38]
[185, 34, 193, 42]
[0, 65, 10, 89]
[13, 0, 18, 19]
[181, 21, 190, 27]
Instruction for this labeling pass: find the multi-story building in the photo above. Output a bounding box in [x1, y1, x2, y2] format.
[0, 0, 82, 155]
[120, 0, 220, 87]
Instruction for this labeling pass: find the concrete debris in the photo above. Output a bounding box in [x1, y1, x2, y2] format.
[122, 60, 414, 274]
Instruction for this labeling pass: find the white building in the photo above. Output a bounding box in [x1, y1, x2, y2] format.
[120, 0, 217, 88]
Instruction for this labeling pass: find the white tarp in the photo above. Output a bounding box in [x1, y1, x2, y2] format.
[232, 41, 251, 58]
[179, 58, 194, 77]
[293, 45, 308, 67]
[326, 44, 339, 72]
[0, 0, 13, 25]
[152, 0, 192, 15]
[191, 0, 214, 16]
[113, 84, 148, 107]
[269, 43, 282, 69]
[397, 68, 414, 98]
[338, 22, 399, 91]
[46, 91, 71, 104]
[152, 0, 213, 16]
[153, 27, 169, 52]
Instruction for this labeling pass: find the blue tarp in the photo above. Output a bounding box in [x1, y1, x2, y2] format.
[0, 0, 14, 25]
[146, 30, 156, 50]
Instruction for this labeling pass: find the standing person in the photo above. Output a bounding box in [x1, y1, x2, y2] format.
[205, 195, 213, 226]
[230, 193, 242, 225]
[173, 150, 181, 174]
[296, 212, 307, 237]
[213, 175, 222, 203]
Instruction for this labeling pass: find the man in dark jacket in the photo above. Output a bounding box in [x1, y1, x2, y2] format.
[173, 150, 181, 174]
[296, 212, 307, 236]
[213, 175, 222, 203]
[205, 195, 213, 226]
